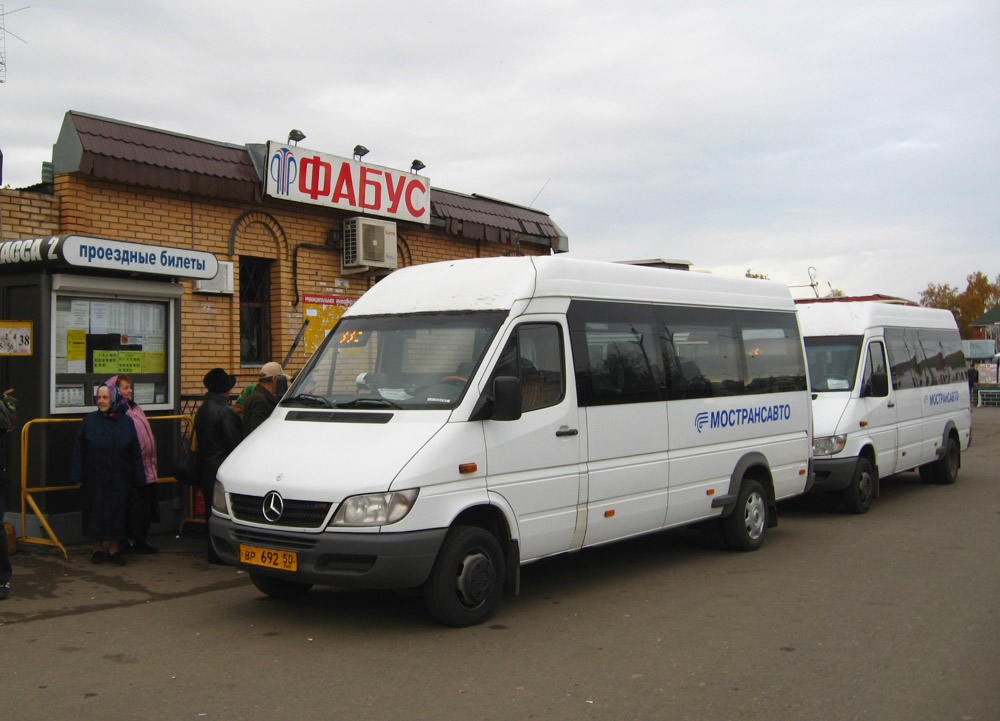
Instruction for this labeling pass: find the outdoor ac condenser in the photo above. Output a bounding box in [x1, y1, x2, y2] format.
[193, 260, 234, 294]
[342, 217, 398, 272]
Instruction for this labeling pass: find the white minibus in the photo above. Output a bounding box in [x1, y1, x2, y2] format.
[209, 257, 813, 626]
[798, 300, 972, 513]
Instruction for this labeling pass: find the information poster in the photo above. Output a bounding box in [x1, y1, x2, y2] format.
[53, 295, 171, 412]
[302, 295, 357, 354]
[978, 363, 998, 385]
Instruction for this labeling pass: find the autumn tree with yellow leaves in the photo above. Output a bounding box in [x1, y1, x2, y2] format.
[920, 272, 1000, 337]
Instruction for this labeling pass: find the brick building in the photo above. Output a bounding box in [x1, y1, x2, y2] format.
[1, 111, 567, 398]
[0, 111, 567, 538]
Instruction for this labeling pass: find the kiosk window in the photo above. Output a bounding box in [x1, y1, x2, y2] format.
[53, 295, 171, 411]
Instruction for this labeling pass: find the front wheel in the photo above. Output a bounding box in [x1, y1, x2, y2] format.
[249, 572, 313, 598]
[423, 526, 505, 627]
[842, 458, 875, 514]
[721, 479, 768, 552]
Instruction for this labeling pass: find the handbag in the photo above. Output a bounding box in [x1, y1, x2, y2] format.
[173, 431, 199, 486]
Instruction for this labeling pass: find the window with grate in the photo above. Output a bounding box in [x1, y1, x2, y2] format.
[240, 257, 271, 365]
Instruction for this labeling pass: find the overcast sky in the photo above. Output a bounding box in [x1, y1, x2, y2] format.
[1, 0, 997, 301]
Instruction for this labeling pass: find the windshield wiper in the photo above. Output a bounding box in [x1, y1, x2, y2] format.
[337, 397, 402, 410]
[283, 394, 333, 408]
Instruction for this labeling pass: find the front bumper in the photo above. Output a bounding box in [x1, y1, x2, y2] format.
[809, 457, 859, 493]
[209, 516, 447, 589]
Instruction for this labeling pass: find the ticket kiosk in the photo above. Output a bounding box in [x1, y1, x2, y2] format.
[0, 234, 218, 542]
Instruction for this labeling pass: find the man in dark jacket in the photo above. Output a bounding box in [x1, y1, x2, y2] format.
[193, 368, 241, 563]
[243, 361, 284, 438]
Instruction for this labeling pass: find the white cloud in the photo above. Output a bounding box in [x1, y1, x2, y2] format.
[2, 0, 997, 304]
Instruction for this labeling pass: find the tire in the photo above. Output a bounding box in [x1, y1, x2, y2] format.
[249, 571, 312, 598]
[841, 458, 875, 514]
[721, 479, 768, 552]
[923, 436, 960, 485]
[423, 526, 505, 627]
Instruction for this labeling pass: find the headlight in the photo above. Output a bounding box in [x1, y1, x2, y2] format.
[813, 435, 847, 456]
[330, 489, 419, 526]
[212, 480, 228, 515]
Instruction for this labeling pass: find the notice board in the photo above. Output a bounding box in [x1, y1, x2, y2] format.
[53, 295, 171, 411]
[302, 295, 357, 354]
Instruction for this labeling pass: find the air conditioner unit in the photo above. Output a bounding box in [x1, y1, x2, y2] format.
[342, 217, 398, 272]
[194, 261, 234, 294]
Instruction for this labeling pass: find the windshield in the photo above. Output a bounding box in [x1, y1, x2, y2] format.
[284, 311, 506, 410]
[804, 336, 863, 392]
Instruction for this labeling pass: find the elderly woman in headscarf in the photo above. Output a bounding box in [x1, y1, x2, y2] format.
[108, 373, 160, 554]
[71, 382, 145, 566]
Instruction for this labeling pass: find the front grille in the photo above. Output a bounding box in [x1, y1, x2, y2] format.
[232, 528, 319, 551]
[230, 493, 333, 529]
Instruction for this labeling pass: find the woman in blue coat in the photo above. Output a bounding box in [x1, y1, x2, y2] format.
[71, 383, 145, 566]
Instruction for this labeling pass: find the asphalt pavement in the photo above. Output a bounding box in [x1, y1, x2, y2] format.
[2, 407, 998, 721]
[0, 523, 247, 624]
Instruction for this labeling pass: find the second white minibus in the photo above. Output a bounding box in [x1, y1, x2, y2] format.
[798, 299, 972, 513]
[209, 256, 813, 625]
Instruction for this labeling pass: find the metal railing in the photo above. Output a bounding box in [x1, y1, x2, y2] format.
[977, 388, 1000, 407]
[18, 413, 195, 559]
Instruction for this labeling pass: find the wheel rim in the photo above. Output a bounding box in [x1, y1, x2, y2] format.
[858, 469, 874, 505]
[744, 491, 766, 541]
[455, 550, 496, 609]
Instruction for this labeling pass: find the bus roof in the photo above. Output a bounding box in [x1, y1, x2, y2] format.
[345, 256, 798, 317]
[797, 300, 958, 336]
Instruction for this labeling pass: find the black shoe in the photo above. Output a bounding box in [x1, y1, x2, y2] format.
[0, 583, 9, 600]
[108, 553, 127, 566]
[91, 551, 105, 564]
[133, 540, 159, 554]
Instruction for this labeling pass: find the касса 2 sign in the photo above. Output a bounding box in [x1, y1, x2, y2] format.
[0, 235, 219, 279]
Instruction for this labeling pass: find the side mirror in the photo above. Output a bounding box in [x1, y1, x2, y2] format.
[492, 376, 522, 421]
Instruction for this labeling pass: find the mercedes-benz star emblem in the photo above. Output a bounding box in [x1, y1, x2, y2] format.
[262, 491, 284, 522]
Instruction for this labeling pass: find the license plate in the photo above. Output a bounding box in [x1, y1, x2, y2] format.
[239, 544, 298, 572]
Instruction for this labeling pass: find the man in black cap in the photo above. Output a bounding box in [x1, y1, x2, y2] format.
[193, 368, 242, 563]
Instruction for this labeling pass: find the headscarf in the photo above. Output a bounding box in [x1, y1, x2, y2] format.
[96, 382, 128, 417]
[105, 374, 135, 409]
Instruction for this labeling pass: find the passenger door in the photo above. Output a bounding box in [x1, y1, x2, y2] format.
[482, 321, 586, 562]
[860, 340, 899, 476]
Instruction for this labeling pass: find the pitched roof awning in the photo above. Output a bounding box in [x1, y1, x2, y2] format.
[51, 111, 568, 251]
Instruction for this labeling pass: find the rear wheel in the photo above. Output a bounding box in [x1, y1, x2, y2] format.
[841, 458, 875, 514]
[921, 436, 959, 485]
[249, 572, 312, 598]
[423, 526, 505, 627]
[721, 479, 767, 552]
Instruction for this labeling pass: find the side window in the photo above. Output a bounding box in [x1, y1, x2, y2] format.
[918, 330, 947, 386]
[942, 329, 968, 382]
[567, 301, 664, 406]
[738, 311, 808, 394]
[659, 306, 742, 399]
[861, 341, 888, 397]
[493, 323, 565, 413]
[920, 329, 965, 386]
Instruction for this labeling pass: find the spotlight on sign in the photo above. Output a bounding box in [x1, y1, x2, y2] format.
[410, 159, 426, 174]
[353, 145, 369, 160]
[288, 129, 306, 145]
